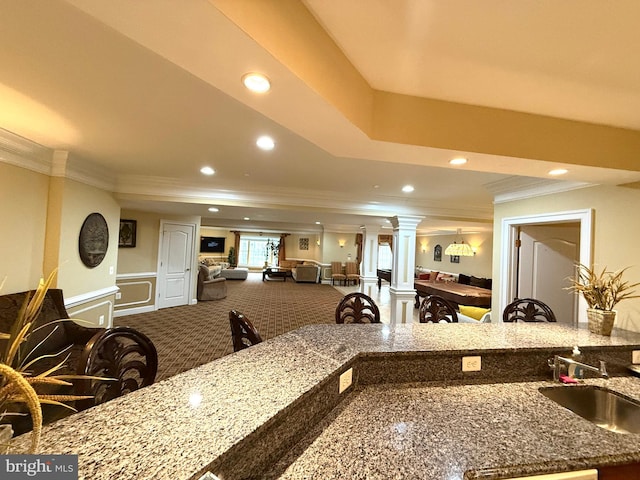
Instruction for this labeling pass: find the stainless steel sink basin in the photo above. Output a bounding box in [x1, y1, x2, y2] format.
[539, 385, 640, 434]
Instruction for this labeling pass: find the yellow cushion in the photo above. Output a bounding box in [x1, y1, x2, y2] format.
[459, 305, 490, 321]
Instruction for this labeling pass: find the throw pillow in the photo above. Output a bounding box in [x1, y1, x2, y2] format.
[459, 305, 491, 321]
[430, 271, 440, 281]
[458, 273, 471, 285]
[470, 276, 488, 288]
[419, 273, 430, 280]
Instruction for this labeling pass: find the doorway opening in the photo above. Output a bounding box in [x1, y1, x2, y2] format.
[500, 209, 593, 324]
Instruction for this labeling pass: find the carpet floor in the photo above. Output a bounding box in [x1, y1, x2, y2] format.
[114, 273, 344, 382]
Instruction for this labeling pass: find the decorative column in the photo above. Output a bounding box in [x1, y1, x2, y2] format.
[359, 224, 380, 298]
[389, 215, 423, 325]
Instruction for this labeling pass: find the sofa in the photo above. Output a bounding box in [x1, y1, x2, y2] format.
[291, 263, 320, 283]
[415, 268, 492, 290]
[197, 264, 228, 300]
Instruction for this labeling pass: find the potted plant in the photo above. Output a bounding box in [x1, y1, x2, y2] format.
[0, 272, 100, 453]
[227, 246, 236, 268]
[566, 264, 640, 335]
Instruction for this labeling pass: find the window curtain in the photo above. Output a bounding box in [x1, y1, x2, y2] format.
[278, 234, 287, 264]
[355, 233, 363, 265]
[378, 234, 393, 251]
[234, 231, 240, 266]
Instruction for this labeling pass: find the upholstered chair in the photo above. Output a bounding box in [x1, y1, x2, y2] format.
[197, 264, 227, 301]
[344, 261, 360, 286]
[331, 262, 346, 286]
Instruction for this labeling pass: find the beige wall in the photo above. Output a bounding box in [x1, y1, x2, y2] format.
[198, 227, 235, 261]
[285, 233, 322, 261]
[0, 163, 49, 293]
[322, 232, 357, 264]
[118, 210, 201, 274]
[416, 232, 493, 278]
[493, 185, 640, 332]
[55, 179, 120, 298]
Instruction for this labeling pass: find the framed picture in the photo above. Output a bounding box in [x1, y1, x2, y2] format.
[299, 237, 309, 250]
[450, 255, 460, 264]
[119, 219, 137, 248]
[434, 244, 442, 262]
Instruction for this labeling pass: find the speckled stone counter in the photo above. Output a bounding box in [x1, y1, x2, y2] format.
[10, 323, 640, 480]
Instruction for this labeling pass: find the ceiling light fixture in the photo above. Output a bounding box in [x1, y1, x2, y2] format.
[402, 185, 414, 193]
[208, 207, 219, 213]
[256, 135, 275, 151]
[243, 217, 250, 221]
[242, 72, 271, 93]
[450, 157, 468, 165]
[200, 166, 215, 175]
[444, 229, 475, 257]
[549, 168, 568, 176]
[315, 221, 321, 225]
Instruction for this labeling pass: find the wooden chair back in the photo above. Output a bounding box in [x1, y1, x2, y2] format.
[335, 292, 381, 324]
[503, 298, 557, 322]
[229, 310, 264, 351]
[419, 295, 459, 323]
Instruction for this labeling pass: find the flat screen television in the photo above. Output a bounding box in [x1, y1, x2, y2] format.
[200, 236, 226, 253]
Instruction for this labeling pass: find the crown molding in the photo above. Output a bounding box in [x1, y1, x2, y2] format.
[0, 128, 52, 175]
[115, 175, 493, 221]
[486, 176, 592, 204]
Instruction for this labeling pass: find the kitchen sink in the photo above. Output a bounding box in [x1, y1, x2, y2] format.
[539, 385, 640, 434]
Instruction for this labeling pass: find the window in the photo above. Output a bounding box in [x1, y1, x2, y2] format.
[237, 237, 278, 267]
[377, 243, 392, 269]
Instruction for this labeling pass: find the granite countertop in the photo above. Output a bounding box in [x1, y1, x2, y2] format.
[271, 377, 640, 480]
[10, 323, 640, 479]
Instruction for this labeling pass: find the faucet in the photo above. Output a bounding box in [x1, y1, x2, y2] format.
[548, 354, 609, 382]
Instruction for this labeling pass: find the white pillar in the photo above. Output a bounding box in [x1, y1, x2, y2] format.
[359, 224, 380, 298]
[389, 215, 423, 325]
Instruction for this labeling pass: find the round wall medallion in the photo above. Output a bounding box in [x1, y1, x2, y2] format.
[78, 213, 109, 268]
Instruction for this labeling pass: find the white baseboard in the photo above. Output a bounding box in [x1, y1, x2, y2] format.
[113, 305, 155, 318]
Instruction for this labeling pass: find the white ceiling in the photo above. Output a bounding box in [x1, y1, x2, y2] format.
[1, 0, 639, 235]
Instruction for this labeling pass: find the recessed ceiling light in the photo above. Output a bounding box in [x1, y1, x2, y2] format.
[549, 168, 568, 176]
[256, 135, 275, 151]
[200, 166, 215, 175]
[243, 217, 250, 221]
[208, 207, 219, 213]
[402, 185, 414, 193]
[242, 72, 271, 93]
[315, 221, 321, 224]
[450, 157, 468, 165]
[373, 184, 380, 189]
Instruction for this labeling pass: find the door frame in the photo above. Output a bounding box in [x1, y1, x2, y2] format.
[156, 220, 198, 309]
[500, 209, 593, 324]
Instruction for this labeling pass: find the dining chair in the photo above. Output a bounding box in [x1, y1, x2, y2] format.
[344, 261, 360, 286]
[229, 310, 264, 351]
[331, 261, 346, 286]
[419, 295, 458, 323]
[502, 298, 557, 322]
[335, 292, 381, 324]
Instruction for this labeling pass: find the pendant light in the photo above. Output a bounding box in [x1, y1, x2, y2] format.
[444, 229, 474, 256]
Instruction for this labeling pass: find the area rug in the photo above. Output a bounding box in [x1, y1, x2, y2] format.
[114, 273, 344, 382]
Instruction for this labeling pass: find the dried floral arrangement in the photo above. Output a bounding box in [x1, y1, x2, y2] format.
[0, 271, 101, 453]
[566, 264, 640, 311]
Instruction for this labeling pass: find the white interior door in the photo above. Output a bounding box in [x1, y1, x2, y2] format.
[158, 222, 194, 309]
[517, 224, 580, 324]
